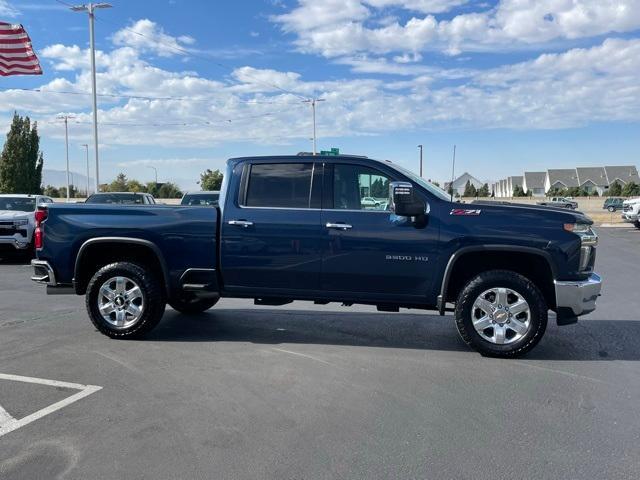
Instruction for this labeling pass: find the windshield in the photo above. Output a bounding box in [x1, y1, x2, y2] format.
[181, 193, 219, 206]
[86, 194, 144, 204]
[0, 197, 36, 212]
[386, 163, 451, 201]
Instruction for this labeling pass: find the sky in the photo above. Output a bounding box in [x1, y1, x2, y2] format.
[0, 0, 639, 190]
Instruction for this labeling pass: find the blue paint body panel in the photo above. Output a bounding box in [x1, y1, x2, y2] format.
[37, 155, 593, 307]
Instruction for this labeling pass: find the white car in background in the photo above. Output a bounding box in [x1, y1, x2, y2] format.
[0, 194, 54, 255]
[621, 197, 640, 229]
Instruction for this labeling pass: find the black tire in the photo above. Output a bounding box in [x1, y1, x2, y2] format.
[634, 220, 640, 230]
[454, 270, 547, 358]
[86, 262, 166, 339]
[607, 206, 615, 212]
[169, 295, 219, 314]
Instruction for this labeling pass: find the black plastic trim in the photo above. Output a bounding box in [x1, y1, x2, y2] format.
[74, 237, 170, 296]
[438, 244, 557, 315]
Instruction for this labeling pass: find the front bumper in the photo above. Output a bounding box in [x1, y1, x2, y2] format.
[621, 212, 638, 222]
[0, 236, 31, 250]
[554, 273, 602, 325]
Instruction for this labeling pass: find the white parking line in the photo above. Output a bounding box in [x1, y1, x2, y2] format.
[0, 373, 102, 438]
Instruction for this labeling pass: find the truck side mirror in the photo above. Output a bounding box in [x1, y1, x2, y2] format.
[389, 181, 426, 217]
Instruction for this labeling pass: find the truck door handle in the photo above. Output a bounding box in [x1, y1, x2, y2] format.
[326, 222, 352, 230]
[228, 220, 254, 228]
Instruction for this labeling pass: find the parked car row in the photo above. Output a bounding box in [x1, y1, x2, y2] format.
[621, 197, 640, 229]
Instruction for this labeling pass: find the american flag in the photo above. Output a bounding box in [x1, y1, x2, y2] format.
[0, 22, 42, 76]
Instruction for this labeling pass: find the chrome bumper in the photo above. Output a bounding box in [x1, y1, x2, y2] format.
[0, 236, 30, 249]
[554, 273, 602, 319]
[31, 259, 56, 286]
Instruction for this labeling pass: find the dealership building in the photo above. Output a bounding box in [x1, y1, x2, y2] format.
[492, 165, 639, 198]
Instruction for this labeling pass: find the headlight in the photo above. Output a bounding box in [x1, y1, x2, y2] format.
[13, 219, 28, 226]
[564, 223, 597, 271]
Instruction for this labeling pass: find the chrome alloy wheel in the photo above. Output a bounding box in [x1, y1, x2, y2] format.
[98, 276, 145, 328]
[471, 287, 531, 345]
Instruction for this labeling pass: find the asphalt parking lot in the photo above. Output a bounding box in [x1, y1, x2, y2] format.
[1, 227, 639, 479]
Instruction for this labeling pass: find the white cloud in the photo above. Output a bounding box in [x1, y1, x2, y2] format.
[273, 0, 640, 56]
[365, 0, 468, 14]
[0, 0, 18, 17]
[111, 19, 196, 57]
[1, 20, 638, 150]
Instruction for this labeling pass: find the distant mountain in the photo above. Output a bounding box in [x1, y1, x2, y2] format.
[42, 169, 94, 190]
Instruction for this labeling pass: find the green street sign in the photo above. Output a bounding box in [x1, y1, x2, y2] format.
[320, 148, 340, 156]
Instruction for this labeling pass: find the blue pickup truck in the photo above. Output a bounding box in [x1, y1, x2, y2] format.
[31, 155, 602, 357]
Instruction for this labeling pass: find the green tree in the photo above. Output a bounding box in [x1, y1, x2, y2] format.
[43, 185, 60, 197]
[199, 169, 223, 191]
[622, 181, 640, 197]
[127, 179, 146, 193]
[546, 186, 567, 197]
[108, 173, 129, 192]
[608, 181, 622, 196]
[477, 183, 489, 197]
[463, 180, 477, 197]
[512, 185, 526, 197]
[370, 177, 389, 198]
[59, 185, 78, 199]
[156, 182, 182, 198]
[0, 112, 44, 194]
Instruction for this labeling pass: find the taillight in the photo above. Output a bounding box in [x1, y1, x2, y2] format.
[34, 208, 47, 249]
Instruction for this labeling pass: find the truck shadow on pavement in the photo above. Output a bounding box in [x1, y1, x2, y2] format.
[147, 308, 640, 361]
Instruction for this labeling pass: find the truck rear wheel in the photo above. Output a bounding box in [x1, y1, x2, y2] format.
[454, 270, 547, 358]
[86, 262, 166, 339]
[169, 294, 219, 314]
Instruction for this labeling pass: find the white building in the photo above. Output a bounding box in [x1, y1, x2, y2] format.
[522, 172, 546, 197]
[445, 172, 484, 196]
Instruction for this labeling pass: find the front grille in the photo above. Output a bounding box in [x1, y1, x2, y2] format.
[0, 222, 27, 236]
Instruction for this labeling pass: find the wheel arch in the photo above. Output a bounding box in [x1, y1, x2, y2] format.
[74, 237, 170, 297]
[438, 245, 557, 315]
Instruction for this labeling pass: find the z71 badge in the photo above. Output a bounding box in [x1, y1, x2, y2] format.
[450, 209, 482, 216]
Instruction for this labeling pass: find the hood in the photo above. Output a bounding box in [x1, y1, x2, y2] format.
[0, 210, 33, 221]
[623, 198, 640, 205]
[471, 200, 592, 223]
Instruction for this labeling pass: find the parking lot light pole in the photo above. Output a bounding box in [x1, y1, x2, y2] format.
[81, 144, 90, 196]
[147, 165, 158, 184]
[57, 115, 72, 202]
[70, 3, 112, 193]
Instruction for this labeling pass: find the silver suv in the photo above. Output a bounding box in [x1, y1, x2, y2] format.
[0, 194, 54, 253]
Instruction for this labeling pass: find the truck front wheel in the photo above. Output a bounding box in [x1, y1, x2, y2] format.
[454, 270, 547, 358]
[86, 262, 166, 339]
[169, 295, 219, 314]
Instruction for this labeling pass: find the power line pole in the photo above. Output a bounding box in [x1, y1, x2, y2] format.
[417, 144, 423, 177]
[81, 143, 90, 197]
[57, 115, 72, 202]
[70, 2, 112, 193]
[450, 145, 456, 202]
[303, 98, 325, 155]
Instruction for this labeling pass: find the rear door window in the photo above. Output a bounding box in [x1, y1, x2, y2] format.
[244, 163, 314, 208]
